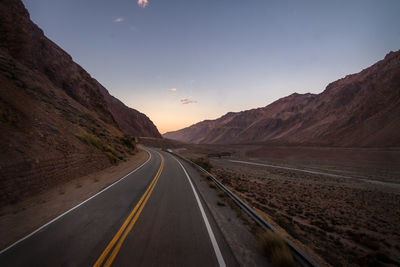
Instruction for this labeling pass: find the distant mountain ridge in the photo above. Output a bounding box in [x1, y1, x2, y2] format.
[164, 51, 400, 147]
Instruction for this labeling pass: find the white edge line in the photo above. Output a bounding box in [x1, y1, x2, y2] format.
[172, 155, 226, 267]
[0, 149, 152, 255]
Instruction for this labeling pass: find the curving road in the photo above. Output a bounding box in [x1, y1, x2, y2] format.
[0, 148, 237, 267]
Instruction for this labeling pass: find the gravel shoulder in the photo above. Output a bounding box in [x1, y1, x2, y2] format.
[178, 155, 270, 267]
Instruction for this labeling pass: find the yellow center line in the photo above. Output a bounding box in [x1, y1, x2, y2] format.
[93, 152, 164, 267]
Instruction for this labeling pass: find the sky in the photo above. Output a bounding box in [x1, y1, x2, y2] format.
[22, 0, 400, 134]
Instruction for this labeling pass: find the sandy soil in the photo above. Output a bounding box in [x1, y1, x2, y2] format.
[177, 145, 400, 266]
[0, 149, 148, 250]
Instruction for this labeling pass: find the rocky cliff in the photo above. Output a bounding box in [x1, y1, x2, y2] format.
[0, 0, 160, 206]
[98, 85, 161, 138]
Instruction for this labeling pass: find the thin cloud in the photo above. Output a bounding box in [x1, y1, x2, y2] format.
[170, 88, 177, 92]
[181, 98, 197, 105]
[113, 17, 124, 23]
[138, 0, 148, 8]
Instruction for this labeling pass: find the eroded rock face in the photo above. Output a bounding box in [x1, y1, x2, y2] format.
[0, 0, 160, 205]
[0, 0, 116, 125]
[164, 51, 400, 147]
[98, 85, 161, 138]
[0, 0, 161, 138]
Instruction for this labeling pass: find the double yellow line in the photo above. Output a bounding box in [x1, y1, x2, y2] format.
[94, 152, 164, 267]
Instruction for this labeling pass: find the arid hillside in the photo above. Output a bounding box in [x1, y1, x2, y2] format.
[164, 51, 400, 147]
[98, 86, 161, 138]
[0, 0, 160, 206]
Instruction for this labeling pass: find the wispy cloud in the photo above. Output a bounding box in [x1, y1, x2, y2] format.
[181, 98, 197, 105]
[138, 0, 148, 8]
[113, 17, 124, 23]
[170, 88, 177, 92]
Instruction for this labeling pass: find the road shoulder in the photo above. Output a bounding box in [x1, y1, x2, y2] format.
[178, 156, 269, 266]
[0, 149, 149, 250]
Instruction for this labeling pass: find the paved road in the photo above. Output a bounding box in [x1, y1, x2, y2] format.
[0, 148, 236, 266]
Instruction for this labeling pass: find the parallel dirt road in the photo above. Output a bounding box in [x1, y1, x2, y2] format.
[0, 148, 237, 267]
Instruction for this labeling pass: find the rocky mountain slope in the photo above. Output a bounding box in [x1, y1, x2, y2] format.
[98, 86, 161, 138]
[164, 51, 400, 147]
[0, 0, 160, 206]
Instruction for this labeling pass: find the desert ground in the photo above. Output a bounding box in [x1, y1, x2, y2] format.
[177, 144, 400, 266]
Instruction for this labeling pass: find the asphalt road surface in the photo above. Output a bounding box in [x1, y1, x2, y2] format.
[0, 148, 237, 267]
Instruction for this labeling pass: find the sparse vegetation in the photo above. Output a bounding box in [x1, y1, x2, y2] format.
[217, 190, 225, 198]
[207, 180, 217, 189]
[76, 130, 109, 151]
[104, 151, 119, 164]
[76, 130, 122, 164]
[201, 173, 210, 180]
[119, 135, 135, 149]
[258, 231, 295, 267]
[210, 158, 400, 266]
[192, 157, 213, 172]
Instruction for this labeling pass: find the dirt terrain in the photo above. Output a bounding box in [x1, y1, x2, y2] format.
[178, 144, 400, 183]
[177, 144, 400, 266]
[0, 149, 148, 251]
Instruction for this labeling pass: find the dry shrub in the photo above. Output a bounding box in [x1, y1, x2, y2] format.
[76, 131, 109, 152]
[104, 151, 118, 164]
[217, 190, 225, 198]
[258, 231, 295, 267]
[76, 130, 120, 164]
[192, 157, 213, 172]
[207, 180, 217, 189]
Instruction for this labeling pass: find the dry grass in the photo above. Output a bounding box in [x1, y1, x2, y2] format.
[217, 190, 225, 198]
[201, 173, 210, 180]
[258, 231, 294, 267]
[104, 151, 119, 164]
[192, 157, 213, 172]
[76, 130, 122, 164]
[207, 180, 217, 189]
[76, 131, 109, 151]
